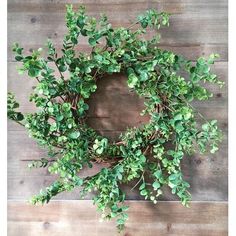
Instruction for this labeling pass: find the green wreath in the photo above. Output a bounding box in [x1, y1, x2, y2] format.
[8, 5, 223, 231]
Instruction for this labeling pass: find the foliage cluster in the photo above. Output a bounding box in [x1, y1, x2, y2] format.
[8, 5, 223, 231]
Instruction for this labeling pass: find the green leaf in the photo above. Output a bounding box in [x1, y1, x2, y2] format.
[208, 53, 219, 64]
[15, 55, 23, 61]
[140, 189, 148, 196]
[184, 112, 192, 120]
[120, 146, 127, 156]
[210, 145, 219, 154]
[28, 67, 40, 77]
[174, 113, 183, 121]
[127, 74, 138, 88]
[169, 173, 178, 181]
[58, 65, 67, 72]
[117, 218, 125, 225]
[68, 131, 80, 139]
[139, 182, 145, 190]
[88, 37, 97, 46]
[94, 54, 103, 62]
[16, 113, 24, 121]
[140, 19, 148, 28]
[140, 71, 148, 81]
[140, 155, 146, 163]
[95, 147, 103, 155]
[152, 181, 160, 190]
[202, 123, 209, 131]
[56, 115, 64, 121]
[197, 57, 205, 65]
[153, 170, 162, 179]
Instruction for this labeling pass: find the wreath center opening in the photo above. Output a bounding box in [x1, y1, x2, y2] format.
[86, 73, 150, 141]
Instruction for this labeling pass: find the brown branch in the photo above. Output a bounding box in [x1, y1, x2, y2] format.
[115, 141, 125, 146]
[14, 120, 25, 127]
[131, 171, 145, 191]
[54, 61, 65, 81]
[127, 19, 142, 30]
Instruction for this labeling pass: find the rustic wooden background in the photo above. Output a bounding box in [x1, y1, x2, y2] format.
[7, 0, 228, 235]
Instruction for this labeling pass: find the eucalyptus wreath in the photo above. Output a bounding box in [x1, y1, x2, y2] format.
[8, 5, 223, 231]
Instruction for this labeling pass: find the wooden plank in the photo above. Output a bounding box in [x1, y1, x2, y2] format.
[7, 0, 184, 13]
[7, 156, 228, 201]
[7, 0, 227, 19]
[7, 62, 228, 115]
[7, 44, 228, 62]
[7, 121, 227, 201]
[7, 200, 228, 236]
[7, 61, 228, 201]
[85, 108, 228, 133]
[7, 0, 228, 204]
[7, 148, 228, 201]
[8, 107, 228, 134]
[7, 0, 227, 61]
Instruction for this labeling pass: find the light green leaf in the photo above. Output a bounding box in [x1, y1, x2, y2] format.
[68, 131, 80, 139]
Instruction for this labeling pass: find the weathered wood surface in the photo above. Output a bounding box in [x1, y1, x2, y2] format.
[7, 0, 228, 61]
[7, 138, 228, 201]
[8, 0, 228, 233]
[7, 62, 228, 115]
[8, 201, 228, 236]
[7, 61, 228, 201]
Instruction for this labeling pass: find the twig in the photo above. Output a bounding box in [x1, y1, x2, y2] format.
[15, 120, 25, 127]
[180, 96, 209, 123]
[163, 104, 175, 112]
[54, 61, 65, 81]
[115, 141, 125, 146]
[131, 172, 145, 191]
[127, 19, 142, 30]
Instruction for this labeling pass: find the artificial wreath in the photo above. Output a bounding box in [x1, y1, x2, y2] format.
[8, 5, 223, 231]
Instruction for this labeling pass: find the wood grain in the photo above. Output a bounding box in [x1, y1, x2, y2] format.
[7, 61, 228, 201]
[7, 0, 228, 232]
[7, 0, 228, 61]
[7, 130, 228, 201]
[7, 62, 228, 114]
[8, 200, 228, 236]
